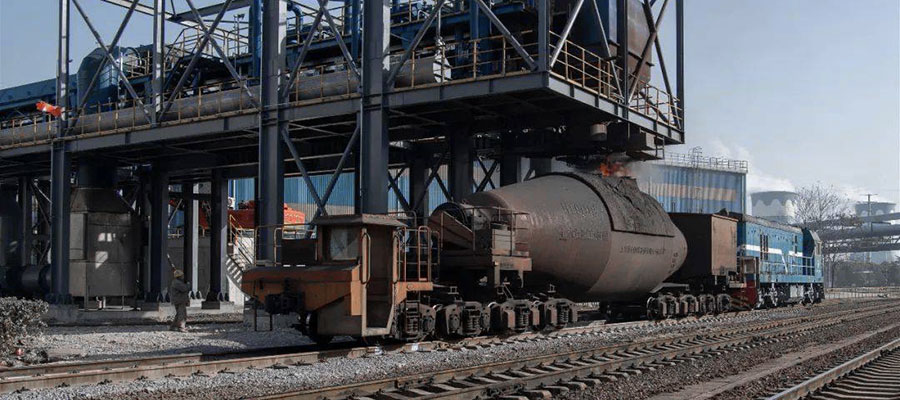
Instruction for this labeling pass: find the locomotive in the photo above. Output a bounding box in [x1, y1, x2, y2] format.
[242, 172, 824, 343]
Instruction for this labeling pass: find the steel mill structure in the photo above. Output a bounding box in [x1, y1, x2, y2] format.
[0, 0, 685, 308]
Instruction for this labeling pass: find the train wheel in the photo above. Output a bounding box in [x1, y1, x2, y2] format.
[304, 312, 333, 346]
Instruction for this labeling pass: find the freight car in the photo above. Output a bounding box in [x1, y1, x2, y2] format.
[647, 213, 824, 319]
[242, 172, 823, 343]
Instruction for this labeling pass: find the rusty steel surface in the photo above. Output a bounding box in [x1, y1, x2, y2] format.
[668, 213, 738, 280]
[459, 173, 686, 301]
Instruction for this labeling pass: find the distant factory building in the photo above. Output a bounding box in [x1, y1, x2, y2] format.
[751, 191, 799, 224]
[633, 151, 748, 215]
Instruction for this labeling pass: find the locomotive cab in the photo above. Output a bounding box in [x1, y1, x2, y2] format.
[241, 214, 435, 343]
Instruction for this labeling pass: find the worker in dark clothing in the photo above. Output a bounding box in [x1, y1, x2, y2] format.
[169, 268, 190, 332]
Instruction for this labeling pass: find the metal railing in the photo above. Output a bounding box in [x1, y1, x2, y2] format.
[253, 223, 314, 267]
[397, 226, 436, 283]
[825, 286, 900, 299]
[0, 28, 683, 148]
[229, 214, 256, 270]
[658, 152, 749, 173]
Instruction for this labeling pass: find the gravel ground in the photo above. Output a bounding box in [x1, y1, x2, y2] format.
[23, 323, 314, 363]
[715, 323, 900, 399]
[4, 299, 889, 400]
[559, 307, 900, 400]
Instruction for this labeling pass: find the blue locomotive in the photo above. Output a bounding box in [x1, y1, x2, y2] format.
[656, 212, 824, 318]
[730, 213, 824, 308]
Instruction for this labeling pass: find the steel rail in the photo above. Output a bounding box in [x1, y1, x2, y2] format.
[0, 301, 890, 394]
[0, 308, 755, 390]
[768, 336, 900, 400]
[253, 303, 900, 400]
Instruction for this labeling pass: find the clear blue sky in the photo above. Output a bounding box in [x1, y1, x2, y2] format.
[1, 0, 898, 204]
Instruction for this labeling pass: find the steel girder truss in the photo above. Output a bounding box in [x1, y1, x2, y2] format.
[48, 0, 686, 272]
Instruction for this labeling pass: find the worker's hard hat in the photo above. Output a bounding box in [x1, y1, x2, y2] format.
[173, 269, 184, 278]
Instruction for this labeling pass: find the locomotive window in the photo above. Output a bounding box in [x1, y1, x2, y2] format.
[327, 227, 360, 261]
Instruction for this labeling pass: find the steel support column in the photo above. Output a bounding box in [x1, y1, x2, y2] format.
[409, 152, 429, 223]
[499, 133, 521, 186]
[449, 133, 473, 201]
[205, 171, 227, 308]
[145, 164, 169, 308]
[359, 0, 391, 213]
[151, 0, 165, 123]
[50, 0, 71, 304]
[616, 0, 630, 107]
[531, 157, 552, 176]
[257, 0, 286, 262]
[183, 183, 199, 297]
[537, 0, 548, 71]
[250, 0, 262, 79]
[19, 177, 33, 267]
[676, 0, 684, 123]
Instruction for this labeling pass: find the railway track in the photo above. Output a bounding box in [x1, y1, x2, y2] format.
[254, 302, 900, 400]
[0, 300, 890, 395]
[768, 336, 900, 400]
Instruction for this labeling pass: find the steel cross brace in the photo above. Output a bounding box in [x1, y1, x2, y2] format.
[628, 0, 670, 102]
[548, 0, 585, 67]
[645, 1, 678, 128]
[476, 157, 498, 192]
[304, 124, 362, 231]
[388, 167, 411, 212]
[588, 0, 624, 98]
[158, 0, 236, 120]
[412, 150, 449, 210]
[67, 0, 140, 133]
[281, 7, 326, 101]
[472, 0, 536, 70]
[386, 0, 448, 86]
[279, 127, 330, 218]
[71, 0, 152, 124]
[317, 0, 360, 78]
[184, 0, 258, 108]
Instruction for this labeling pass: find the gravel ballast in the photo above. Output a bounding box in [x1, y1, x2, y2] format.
[561, 307, 900, 400]
[25, 324, 314, 363]
[3, 299, 895, 400]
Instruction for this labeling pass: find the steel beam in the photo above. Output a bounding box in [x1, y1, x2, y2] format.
[146, 164, 169, 307]
[183, 183, 199, 296]
[359, 0, 391, 213]
[205, 171, 227, 308]
[50, 0, 72, 304]
[257, 0, 287, 262]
